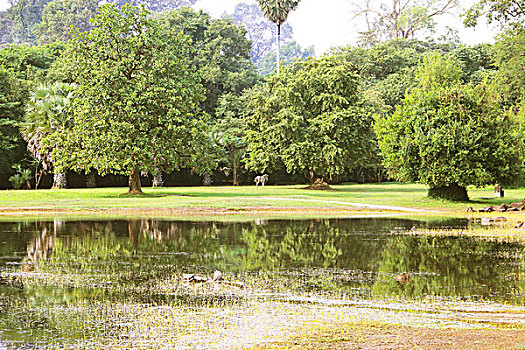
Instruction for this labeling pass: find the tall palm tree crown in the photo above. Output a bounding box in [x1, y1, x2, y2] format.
[257, 0, 301, 73]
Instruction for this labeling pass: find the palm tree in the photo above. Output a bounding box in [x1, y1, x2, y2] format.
[257, 0, 301, 74]
[21, 82, 75, 189]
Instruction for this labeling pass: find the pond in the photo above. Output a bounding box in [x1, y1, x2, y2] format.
[0, 217, 524, 349]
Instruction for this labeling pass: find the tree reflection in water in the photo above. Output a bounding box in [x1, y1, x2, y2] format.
[0, 217, 524, 348]
[0, 217, 522, 304]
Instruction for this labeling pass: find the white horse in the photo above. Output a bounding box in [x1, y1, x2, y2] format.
[254, 174, 268, 187]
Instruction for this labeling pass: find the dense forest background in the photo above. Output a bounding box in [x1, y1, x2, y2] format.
[0, 0, 523, 192]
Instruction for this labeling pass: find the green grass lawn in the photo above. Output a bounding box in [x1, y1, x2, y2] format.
[1, 182, 524, 212]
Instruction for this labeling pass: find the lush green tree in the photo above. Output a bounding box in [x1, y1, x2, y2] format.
[228, 2, 294, 64]
[33, 0, 98, 45]
[245, 56, 376, 184]
[21, 82, 74, 188]
[375, 54, 523, 201]
[0, 67, 26, 174]
[0, 43, 63, 177]
[256, 40, 314, 75]
[51, 4, 209, 193]
[331, 40, 496, 183]
[352, 0, 458, 43]
[2, 0, 52, 44]
[448, 44, 496, 84]
[158, 7, 258, 117]
[0, 42, 63, 82]
[213, 93, 251, 185]
[493, 28, 525, 109]
[257, 0, 301, 74]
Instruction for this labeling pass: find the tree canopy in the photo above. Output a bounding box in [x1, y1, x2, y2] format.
[33, 0, 98, 45]
[158, 7, 258, 117]
[352, 0, 458, 44]
[256, 40, 314, 75]
[245, 56, 376, 183]
[464, 0, 525, 28]
[50, 3, 210, 193]
[375, 54, 523, 200]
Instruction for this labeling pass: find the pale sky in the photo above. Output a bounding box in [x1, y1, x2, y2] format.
[194, 0, 499, 54]
[0, 0, 499, 54]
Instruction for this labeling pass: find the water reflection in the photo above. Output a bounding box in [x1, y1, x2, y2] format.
[26, 223, 56, 268]
[0, 217, 521, 301]
[0, 217, 523, 348]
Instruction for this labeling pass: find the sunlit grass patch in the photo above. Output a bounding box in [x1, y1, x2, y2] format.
[3, 182, 525, 213]
[252, 320, 525, 350]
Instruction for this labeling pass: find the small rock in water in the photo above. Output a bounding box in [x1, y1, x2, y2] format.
[181, 273, 207, 283]
[22, 264, 34, 272]
[394, 272, 410, 285]
[481, 217, 494, 226]
[478, 206, 494, 213]
[212, 270, 223, 282]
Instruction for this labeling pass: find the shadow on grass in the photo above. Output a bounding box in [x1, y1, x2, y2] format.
[103, 192, 196, 199]
[333, 183, 427, 194]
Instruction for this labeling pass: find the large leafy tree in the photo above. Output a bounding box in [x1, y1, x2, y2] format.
[245, 56, 376, 184]
[256, 0, 301, 74]
[51, 3, 209, 193]
[33, 0, 98, 45]
[375, 54, 523, 201]
[21, 82, 74, 188]
[158, 7, 258, 117]
[213, 92, 251, 185]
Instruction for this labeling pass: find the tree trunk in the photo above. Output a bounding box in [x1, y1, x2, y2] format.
[152, 172, 164, 187]
[276, 23, 281, 74]
[309, 170, 315, 185]
[52, 172, 67, 189]
[86, 173, 96, 188]
[428, 183, 469, 202]
[35, 169, 43, 190]
[128, 168, 142, 194]
[233, 163, 239, 186]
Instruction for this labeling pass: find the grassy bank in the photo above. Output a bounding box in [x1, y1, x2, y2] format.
[1, 182, 525, 213]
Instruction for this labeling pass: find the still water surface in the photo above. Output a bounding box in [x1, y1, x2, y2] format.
[0, 217, 524, 348]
